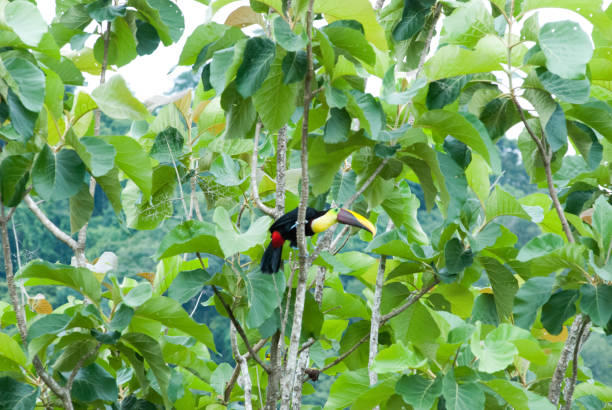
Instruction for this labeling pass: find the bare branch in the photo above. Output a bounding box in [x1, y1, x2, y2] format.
[345, 158, 389, 208]
[561, 317, 591, 410]
[368, 254, 387, 391]
[280, 1, 316, 407]
[25, 195, 79, 251]
[196, 253, 270, 373]
[230, 324, 253, 409]
[225, 338, 268, 402]
[274, 125, 288, 218]
[251, 121, 276, 217]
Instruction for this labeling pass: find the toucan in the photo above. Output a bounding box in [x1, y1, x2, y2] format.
[260, 207, 377, 274]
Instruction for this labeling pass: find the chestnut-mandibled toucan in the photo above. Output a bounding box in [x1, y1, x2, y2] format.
[260, 207, 376, 274]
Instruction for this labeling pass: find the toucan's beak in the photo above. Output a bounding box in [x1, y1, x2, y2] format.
[337, 208, 376, 236]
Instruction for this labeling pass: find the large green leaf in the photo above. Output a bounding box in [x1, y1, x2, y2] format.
[123, 282, 153, 307]
[27, 314, 71, 342]
[426, 76, 470, 110]
[102, 135, 152, 199]
[538, 21, 593, 79]
[395, 374, 442, 410]
[72, 136, 116, 177]
[91, 75, 150, 120]
[157, 220, 223, 259]
[6, 88, 37, 141]
[273, 16, 307, 51]
[121, 333, 170, 405]
[440, 0, 495, 47]
[213, 207, 272, 257]
[16, 260, 101, 304]
[324, 369, 394, 410]
[0, 154, 31, 207]
[517, 233, 564, 262]
[4, 0, 47, 46]
[135, 296, 216, 350]
[178, 22, 227, 65]
[220, 83, 256, 139]
[513, 276, 554, 329]
[536, 68, 590, 104]
[235, 37, 276, 98]
[566, 101, 612, 143]
[167, 269, 211, 304]
[415, 110, 494, 166]
[149, 127, 184, 164]
[128, 0, 184, 45]
[392, 0, 432, 41]
[314, 0, 387, 51]
[441, 370, 485, 410]
[470, 322, 518, 373]
[86, 0, 127, 22]
[372, 343, 426, 373]
[485, 379, 554, 410]
[0, 377, 39, 410]
[322, 22, 375, 66]
[0, 332, 26, 368]
[69, 183, 94, 233]
[592, 196, 612, 262]
[580, 284, 612, 327]
[245, 270, 285, 328]
[481, 257, 518, 320]
[485, 185, 532, 222]
[32, 146, 85, 201]
[3, 57, 45, 112]
[541, 290, 578, 335]
[252, 51, 299, 132]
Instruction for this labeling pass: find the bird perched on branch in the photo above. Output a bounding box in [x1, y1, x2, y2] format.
[260, 207, 376, 273]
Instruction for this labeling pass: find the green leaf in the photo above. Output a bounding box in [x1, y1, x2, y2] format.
[392, 0, 431, 41]
[6, 88, 37, 141]
[485, 380, 554, 410]
[281, 50, 307, 84]
[0, 377, 39, 410]
[209, 154, 243, 186]
[441, 0, 494, 47]
[566, 101, 612, 142]
[441, 370, 485, 410]
[314, 0, 387, 51]
[70, 363, 118, 402]
[235, 37, 276, 98]
[513, 276, 554, 329]
[592, 196, 612, 262]
[580, 284, 612, 327]
[75, 136, 116, 177]
[324, 108, 351, 144]
[0, 333, 26, 367]
[149, 127, 184, 164]
[209, 46, 240, 93]
[346, 90, 385, 139]
[17, 260, 101, 304]
[372, 343, 426, 373]
[27, 314, 71, 342]
[86, 0, 127, 21]
[273, 16, 307, 51]
[538, 21, 593, 79]
[427, 76, 470, 110]
[536, 68, 590, 104]
[128, 0, 184, 45]
[122, 165, 175, 230]
[91, 75, 150, 120]
[395, 374, 442, 410]
[517, 233, 564, 262]
[3, 57, 45, 112]
[4, 0, 47, 46]
[135, 296, 216, 350]
[157, 220, 223, 259]
[210, 362, 233, 395]
[32, 146, 85, 201]
[220, 83, 256, 139]
[324, 369, 394, 410]
[470, 323, 518, 373]
[55, 339, 99, 372]
[322, 22, 375, 66]
[69, 183, 94, 233]
[135, 20, 160, 55]
[415, 110, 494, 167]
[245, 270, 285, 328]
[252, 51, 299, 132]
[213, 207, 272, 257]
[481, 257, 518, 320]
[179, 22, 228, 65]
[123, 282, 153, 307]
[541, 290, 578, 335]
[445, 238, 473, 275]
[0, 154, 31, 207]
[479, 97, 521, 141]
[168, 269, 211, 304]
[485, 185, 532, 222]
[110, 303, 134, 331]
[102, 135, 152, 199]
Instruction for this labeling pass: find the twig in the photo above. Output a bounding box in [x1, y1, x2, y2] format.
[368, 255, 387, 391]
[304, 278, 439, 379]
[251, 121, 276, 217]
[298, 338, 316, 354]
[224, 338, 268, 402]
[66, 342, 102, 392]
[25, 195, 79, 251]
[196, 252, 270, 373]
[229, 324, 253, 409]
[274, 126, 288, 218]
[189, 289, 205, 317]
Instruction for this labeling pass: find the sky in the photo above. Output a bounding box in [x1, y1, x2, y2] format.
[38, 0, 611, 101]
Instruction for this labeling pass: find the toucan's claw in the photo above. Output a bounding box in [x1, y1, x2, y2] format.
[337, 208, 377, 236]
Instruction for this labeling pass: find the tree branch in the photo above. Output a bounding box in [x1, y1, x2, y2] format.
[305, 277, 439, 379]
[229, 323, 253, 409]
[561, 317, 591, 410]
[251, 121, 276, 217]
[280, 0, 316, 407]
[196, 253, 270, 373]
[25, 195, 79, 251]
[274, 125, 288, 218]
[224, 338, 268, 402]
[66, 342, 102, 393]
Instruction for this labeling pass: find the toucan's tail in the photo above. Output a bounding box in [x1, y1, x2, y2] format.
[261, 243, 283, 274]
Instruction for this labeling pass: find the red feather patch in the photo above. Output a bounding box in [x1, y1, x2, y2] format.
[271, 231, 285, 248]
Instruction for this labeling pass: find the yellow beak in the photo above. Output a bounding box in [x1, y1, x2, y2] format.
[337, 208, 377, 236]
